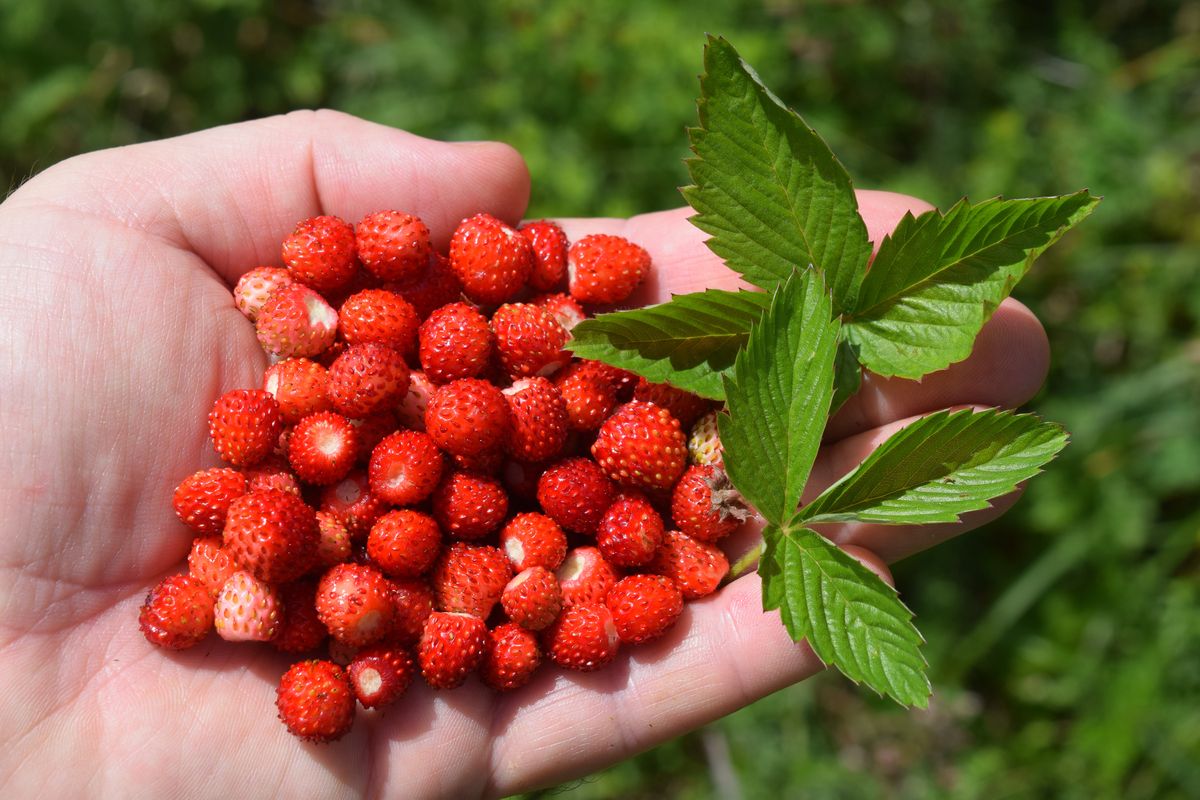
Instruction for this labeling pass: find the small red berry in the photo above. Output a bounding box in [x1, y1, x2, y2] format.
[288, 411, 361, 486]
[282, 215, 359, 293]
[263, 358, 331, 424]
[355, 210, 432, 284]
[431, 471, 510, 540]
[596, 492, 665, 568]
[272, 579, 329, 654]
[234, 266, 292, 322]
[326, 343, 410, 419]
[173, 467, 247, 535]
[532, 292, 587, 332]
[542, 603, 620, 672]
[319, 469, 388, 540]
[536, 457, 616, 535]
[316, 563, 397, 648]
[208, 389, 284, 468]
[449, 213, 533, 305]
[187, 536, 239, 598]
[633, 378, 712, 430]
[367, 509, 442, 579]
[214, 570, 282, 642]
[499, 511, 568, 572]
[671, 464, 745, 543]
[347, 645, 416, 709]
[481, 623, 541, 691]
[605, 574, 684, 644]
[430, 542, 512, 619]
[556, 547, 619, 607]
[520, 219, 569, 292]
[491, 303, 569, 379]
[390, 579, 435, 647]
[555, 360, 620, 432]
[567, 234, 650, 305]
[138, 574, 214, 650]
[591, 401, 687, 491]
[368, 430, 445, 506]
[389, 253, 463, 320]
[649, 530, 729, 600]
[425, 378, 510, 457]
[222, 488, 319, 584]
[276, 660, 355, 743]
[396, 370, 436, 431]
[501, 567, 563, 631]
[503, 377, 569, 462]
[418, 302, 494, 384]
[256, 283, 339, 359]
[338, 289, 420, 358]
[418, 611, 488, 689]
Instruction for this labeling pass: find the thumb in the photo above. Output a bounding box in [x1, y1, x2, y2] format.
[8, 109, 531, 284]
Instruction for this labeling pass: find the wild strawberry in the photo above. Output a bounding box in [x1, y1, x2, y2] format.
[396, 370, 436, 431]
[367, 509, 442, 579]
[263, 358, 331, 424]
[536, 457, 616, 535]
[208, 389, 284, 468]
[430, 542, 512, 618]
[503, 377, 569, 462]
[567, 234, 650, 305]
[319, 469, 388, 540]
[173, 467, 247, 535]
[671, 464, 746, 543]
[633, 378, 712, 430]
[449, 212, 533, 305]
[234, 266, 292, 322]
[649, 530, 729, 600]
[606, 575, 684, 645]
[138, 574, 214, 650]
[214, 570, 282, 642]
[243, 454, 303, 496]
[276, 660, 355, 743]
[418, 302, 493, 384]
[554, 360, 620, 431]
[596, 492, 665, 568]
[338, 289, 420, 358]
[688, 409, 723, 466]
[425, 378, 510, 457]
[316, 563, 397, 647]
[481, 623, 541, 691]
[491, 303, 569, 379]
[542, 603, 620, 671]
[389, 253, 463, 320]
[256, 282, 339, 359]
[418, 611, 488, 689]
[326, 343, 410, 419]
[349, 411, 399, 462]
[367, 430, 445, 506]
[287, 412, 360, 486]
[348, 645, 416, 708]
[272, 579, 329, 654]
[531, 292, 586, 332]
[520, 219, 568, 292]
[390, 578, 435, 646]
[501, 567, 562, 631]
[282, 215, 359, 293]
[222, 488, 319, 584]
[187, 536, 239, 597]
[557, 547, 619, 606]
[499, 512, 568, 572]
[591, 401, 687, 491]
[315, 510, 352, 566]
[355, 210, 432, 284]
[432, 471, 509, 540]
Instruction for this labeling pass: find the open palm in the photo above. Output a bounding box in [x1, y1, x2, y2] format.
[0, 112, 1050, 798]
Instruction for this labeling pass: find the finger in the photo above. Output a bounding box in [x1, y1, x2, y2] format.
[556, 194, 1049, 436]
[488, 544, 893, 796]
[485, 572, 824, 796]
[9, 110, 531, 284]
[806, 405, 1025, 563]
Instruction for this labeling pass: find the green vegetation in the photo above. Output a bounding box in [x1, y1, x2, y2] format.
[4, 0, 1196, 796]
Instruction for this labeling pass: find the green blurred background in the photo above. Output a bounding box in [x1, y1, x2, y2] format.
[4, 0, 1197, 796]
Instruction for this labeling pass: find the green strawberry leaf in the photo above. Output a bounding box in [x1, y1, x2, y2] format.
[844, 192, 1099, 379]
[760, 523, 930, 707]
[831, 338, 863, 416]
[567, 289, 770, 401]
[719, 268, 839, 526]
[683, 35, 872, 312]
[798, 408, 1069, 525]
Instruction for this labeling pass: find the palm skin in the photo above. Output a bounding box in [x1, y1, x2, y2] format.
[0, 111, 1049, 798]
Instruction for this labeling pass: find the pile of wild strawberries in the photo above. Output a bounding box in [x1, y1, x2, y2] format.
[138, 210, 743, 743]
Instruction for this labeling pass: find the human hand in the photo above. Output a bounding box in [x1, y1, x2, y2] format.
[0, 111, 1047, 798]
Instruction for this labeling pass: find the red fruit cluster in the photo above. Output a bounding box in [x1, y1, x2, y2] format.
[140, 210, 741, 744]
